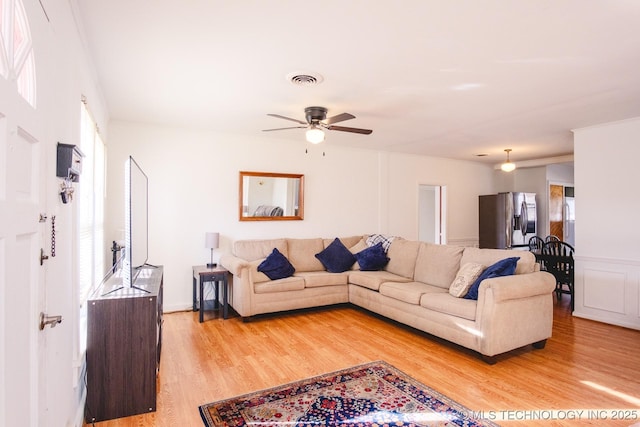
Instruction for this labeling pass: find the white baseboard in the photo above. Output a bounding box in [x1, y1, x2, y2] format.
[163, 303, 194, 313]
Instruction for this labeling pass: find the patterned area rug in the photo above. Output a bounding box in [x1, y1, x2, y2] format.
[199, 360, 499, 426]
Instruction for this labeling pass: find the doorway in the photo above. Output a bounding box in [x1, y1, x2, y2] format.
[549, 183, 575, 246]
[418, 185, 446, 244]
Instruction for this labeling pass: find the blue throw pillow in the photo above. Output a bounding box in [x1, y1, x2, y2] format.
[315, 238, 357, 273]
[355, 242, 390, 271]
[463, 257, 520, 300]
[257, 248, 295, 280]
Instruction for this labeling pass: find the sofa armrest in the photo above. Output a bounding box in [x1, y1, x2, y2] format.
[219, 253, 254, 317]
[478, 271, 556, 302]
[220, 254, 249, 277]
[474, 271, 556, 357]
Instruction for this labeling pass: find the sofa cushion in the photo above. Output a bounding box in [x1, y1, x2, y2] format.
[420, 293, 477, 321]
[449, 263, 485, 298]
[257, 248, 295, 280]
[234, 238, 288, 261]
[385, 239, 421, 279]
[464, 257, 519, 300]
[348, 271, 412, 291]
[315, 238, 357, 273]
[295, 271, 349, 288]
[355, 243, 389, 271]
[414, 243, 465, 289]
[254, 276, 306, 294]
[460, 247, 536, 275]
[379, 281, 447, 305]
[287, 238, 325, 272]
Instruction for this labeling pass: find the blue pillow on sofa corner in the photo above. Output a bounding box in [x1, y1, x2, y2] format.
[257, 248, 295, 280]
[355, 242, 390, 271]
[463, 257, 520, 300]
[315, 238, 357, 273]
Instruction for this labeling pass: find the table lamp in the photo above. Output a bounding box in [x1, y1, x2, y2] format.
[205, 232, 219, 268]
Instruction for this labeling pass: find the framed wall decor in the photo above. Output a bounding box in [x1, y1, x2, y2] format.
[239, 171, 304, 221]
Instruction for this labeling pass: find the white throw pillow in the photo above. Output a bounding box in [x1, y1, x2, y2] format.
[449, 263, 485, 298]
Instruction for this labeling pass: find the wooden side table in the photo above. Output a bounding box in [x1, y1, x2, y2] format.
[192, 265, 229, 322]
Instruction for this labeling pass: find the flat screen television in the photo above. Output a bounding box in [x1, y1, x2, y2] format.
[123, 156, 151, 290]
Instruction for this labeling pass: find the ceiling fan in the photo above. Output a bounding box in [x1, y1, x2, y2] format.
[263, 106, 373, 143]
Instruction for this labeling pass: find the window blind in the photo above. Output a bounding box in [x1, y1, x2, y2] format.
[77, 101, 105, 353]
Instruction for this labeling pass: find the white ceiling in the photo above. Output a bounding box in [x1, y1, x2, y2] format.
[74, 0, 640, 165]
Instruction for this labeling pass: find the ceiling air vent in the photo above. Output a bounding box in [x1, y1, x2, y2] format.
[286, 71, 324, 86]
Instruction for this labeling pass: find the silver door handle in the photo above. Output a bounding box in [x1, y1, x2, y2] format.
[39, 312, 62, 330]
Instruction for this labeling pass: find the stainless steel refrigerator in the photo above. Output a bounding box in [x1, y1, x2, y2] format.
[479, 192, 537, 249]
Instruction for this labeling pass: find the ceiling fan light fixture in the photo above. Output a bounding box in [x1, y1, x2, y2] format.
[264, 106, 372, 141]
[306, 126, 325, 144]
[501, 149, 516, 172]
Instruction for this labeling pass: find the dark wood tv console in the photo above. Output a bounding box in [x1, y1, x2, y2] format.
[85, 266, 163, 423]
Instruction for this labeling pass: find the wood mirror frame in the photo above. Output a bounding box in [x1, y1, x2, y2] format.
[239, 171, 304, 221]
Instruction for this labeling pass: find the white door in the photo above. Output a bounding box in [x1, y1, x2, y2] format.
[0, 83, 45, 427]
[418, 185, 446, 244]
[0, 1, 63, 426]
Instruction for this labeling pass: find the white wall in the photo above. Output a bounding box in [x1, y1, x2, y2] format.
[573, 117, 640, 329]
[106, 121, 495, 311]
[385, 153, 494, 245]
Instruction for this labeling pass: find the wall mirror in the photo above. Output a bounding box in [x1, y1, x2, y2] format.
[239, 171, 304, 221]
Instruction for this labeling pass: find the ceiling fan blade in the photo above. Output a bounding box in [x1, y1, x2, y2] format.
[327, 125, 373, 135]
[262, 126, 306, 132]
[267, 113, 307, 125]
[324, 112, 355, 125]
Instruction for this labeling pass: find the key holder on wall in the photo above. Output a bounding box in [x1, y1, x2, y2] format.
[60, 178, 74, 203]
[56, 142, 84, 204]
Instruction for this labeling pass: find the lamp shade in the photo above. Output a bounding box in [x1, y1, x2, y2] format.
[305, 126, 325, 144]
[501, 161, 516, 172]
[205, 232, 219, 249]
[500, 148, 516, 172]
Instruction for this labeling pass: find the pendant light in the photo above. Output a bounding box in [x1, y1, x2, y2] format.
[501, 149, 516, 172]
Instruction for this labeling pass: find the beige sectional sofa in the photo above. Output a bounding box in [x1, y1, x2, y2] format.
[220, 235, 556, 363]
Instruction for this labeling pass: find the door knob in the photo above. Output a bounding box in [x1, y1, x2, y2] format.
[39, 312, 62, 330]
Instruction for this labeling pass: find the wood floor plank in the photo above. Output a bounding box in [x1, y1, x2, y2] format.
[85, 299, 640, 426]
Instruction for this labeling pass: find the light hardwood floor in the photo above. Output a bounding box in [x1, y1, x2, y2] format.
[88, 299, 640, 427]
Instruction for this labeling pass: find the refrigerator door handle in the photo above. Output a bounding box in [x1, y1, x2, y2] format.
[506, 194, 514, 248]
[520, 201, 528, 237]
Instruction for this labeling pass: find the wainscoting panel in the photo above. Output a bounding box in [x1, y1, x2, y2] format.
[583, 268, 626, 314]
[574, 256, 640, 330]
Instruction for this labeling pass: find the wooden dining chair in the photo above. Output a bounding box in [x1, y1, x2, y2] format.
[545, 235, 561, 242]
[528, 236, 544, 252]
[542, 241, 575, 310]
